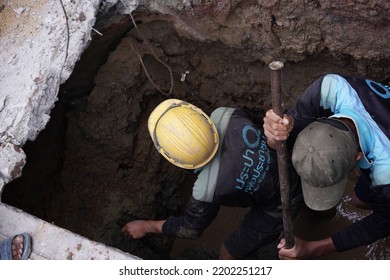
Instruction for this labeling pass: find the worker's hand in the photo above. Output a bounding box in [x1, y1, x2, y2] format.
[122, 220, 165, 239]
[263, 109, 294, 143]
[278, 236, 336, 260]
[122, 220, 150, 239]
[277, 236, 312, 260]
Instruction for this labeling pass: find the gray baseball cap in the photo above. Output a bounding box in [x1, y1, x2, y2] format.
[292, 119, 358, 211]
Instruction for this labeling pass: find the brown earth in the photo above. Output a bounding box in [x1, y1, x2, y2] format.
[2, 7, 389, 259]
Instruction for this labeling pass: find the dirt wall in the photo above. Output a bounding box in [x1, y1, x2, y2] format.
[1, 1, 389, 259]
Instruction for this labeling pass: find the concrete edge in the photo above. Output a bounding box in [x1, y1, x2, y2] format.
[0, 203, 140, 260]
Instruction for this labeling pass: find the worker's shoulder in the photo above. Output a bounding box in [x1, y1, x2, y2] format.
[322, 73, 350, 84]
[210, 107, 235, 133]
[322, 73, 368, 86]
[210, 107, 235, 123]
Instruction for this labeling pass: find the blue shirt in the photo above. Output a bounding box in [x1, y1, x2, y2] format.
[320, 74, 390, 186]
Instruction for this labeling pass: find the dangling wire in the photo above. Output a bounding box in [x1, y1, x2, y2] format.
[59, 0, 70, 83]
[119, 0, 174, 96]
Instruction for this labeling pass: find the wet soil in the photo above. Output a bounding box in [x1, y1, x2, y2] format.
[2, 19, 389, 260]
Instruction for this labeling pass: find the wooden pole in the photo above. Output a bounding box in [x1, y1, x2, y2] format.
[269, 61, 295, 249]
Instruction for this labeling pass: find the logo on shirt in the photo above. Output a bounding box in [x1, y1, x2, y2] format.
[365, 79, 390, 99]
[235, 124, 271, 194]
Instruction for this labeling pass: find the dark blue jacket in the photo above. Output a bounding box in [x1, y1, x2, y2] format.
[162, 108, 302, 239]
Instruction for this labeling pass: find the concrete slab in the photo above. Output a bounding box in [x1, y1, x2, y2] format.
[0, 203, 140, 260]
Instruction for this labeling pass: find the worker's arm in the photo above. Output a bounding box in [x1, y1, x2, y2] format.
[263, 75, 327, 149]
[277, 236, 336, 260]
[162, 197, 220, 239]
[331, 185, 390, 251]
[122, 220, 165, 239]
[122, 197, 220, 240]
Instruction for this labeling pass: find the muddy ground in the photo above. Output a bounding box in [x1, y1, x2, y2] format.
[2, 17, 389, 259]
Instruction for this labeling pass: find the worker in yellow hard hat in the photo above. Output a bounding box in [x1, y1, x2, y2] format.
[147, 98, 219, 170]
[122, 99, 303, 259]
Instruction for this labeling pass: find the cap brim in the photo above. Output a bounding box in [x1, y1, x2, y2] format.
[301, 175, 348, 211]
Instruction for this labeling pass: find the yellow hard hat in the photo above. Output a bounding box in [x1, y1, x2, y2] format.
[148, 99, 219, 169]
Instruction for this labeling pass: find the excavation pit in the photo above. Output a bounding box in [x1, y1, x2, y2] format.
[2, 7, 389, 260]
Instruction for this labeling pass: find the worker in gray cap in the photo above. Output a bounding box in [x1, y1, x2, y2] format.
[263, 74, 390, 259]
